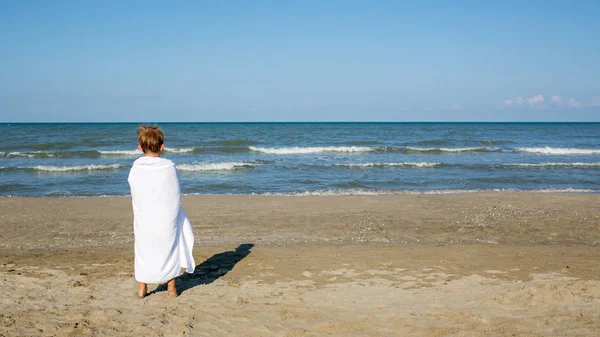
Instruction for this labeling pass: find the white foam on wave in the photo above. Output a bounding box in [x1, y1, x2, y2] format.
[405, 146, 493, 153]
[28, 164, 125, 172]
[336, 162, 441, 168]
[516, 147, 600, 155]
[99, 148, 194, 156]
[258, 187, 596, 196]
[98, 149, 142, 156]
[260, 189, 494, 196]
[163, 147, 195, 153]
[249, 146, 374, 154]
[177, 162, 256, 171]
[534, 187, 596, 193]
[506, 162, 600, 168]
[2, 151, 55, 158]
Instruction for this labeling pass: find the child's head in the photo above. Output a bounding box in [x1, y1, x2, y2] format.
[137, 125, 164, 155]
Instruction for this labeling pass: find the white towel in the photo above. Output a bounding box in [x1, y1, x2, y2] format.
[128, 156, 195, 284]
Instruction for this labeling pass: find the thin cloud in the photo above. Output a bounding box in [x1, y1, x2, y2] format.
[503, 96, 524, 108]
[503, 94, 590, 109]
[591, 96, 600, 106]
[551, 95, 563, 105]
[504, 95, 544, 109]
[526, 94, 545, 109]
[568, 98, 584, 109]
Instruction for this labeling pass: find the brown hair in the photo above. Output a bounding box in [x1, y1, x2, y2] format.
[137, 125, 164, 154]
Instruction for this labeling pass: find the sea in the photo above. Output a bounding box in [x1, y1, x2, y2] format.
[1, 122, 599, 197]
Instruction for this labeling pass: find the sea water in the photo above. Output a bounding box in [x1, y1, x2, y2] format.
[1, 122, 599, 196]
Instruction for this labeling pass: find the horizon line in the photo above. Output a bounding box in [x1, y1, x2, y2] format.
[2, 121, 600, 124]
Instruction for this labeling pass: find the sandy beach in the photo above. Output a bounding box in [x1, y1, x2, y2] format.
[1, 193, 599, 336]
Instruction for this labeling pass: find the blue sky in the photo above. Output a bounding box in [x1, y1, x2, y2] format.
[1, 1, 599, 122]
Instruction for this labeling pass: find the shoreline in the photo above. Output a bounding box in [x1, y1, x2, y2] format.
[1, 188, 599, 199]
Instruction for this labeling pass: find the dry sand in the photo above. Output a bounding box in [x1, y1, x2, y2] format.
[1, 193, 599, 336]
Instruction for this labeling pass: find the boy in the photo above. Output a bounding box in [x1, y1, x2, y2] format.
[128, 125, 195, 298]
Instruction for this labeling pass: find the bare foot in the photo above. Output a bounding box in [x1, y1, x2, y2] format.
[137, 282, 148, 299]
[167, 279, 178, 298]
[167, 285, 179, 297]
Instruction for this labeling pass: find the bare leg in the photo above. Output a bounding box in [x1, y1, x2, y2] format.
[167, 278, 178, 297]
[137, 282, 148, 298]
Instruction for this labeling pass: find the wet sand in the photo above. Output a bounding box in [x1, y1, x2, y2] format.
[1, 193, 599, 336]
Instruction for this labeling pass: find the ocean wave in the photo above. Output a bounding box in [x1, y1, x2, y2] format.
[163, 147, 196, 154]
[0, 183, 34, 193]
[257, 188, 596, 196]
[336, 162, 441, 168]
[1, 147, 198, 158]
[333, 162, 599, 170]
[4, 145, 502, 158]
[99, 147, 197, 156]
[26, 164, 126, 172]
[0, 150, 105, 159]
[248, 145, 497, 154]
[97, 149, 142, 156]
[479, 140, 512, 145]
[0, 151, 56, 158]
[177, 162, 257, 171]
[505, 162, 600, 168]
[402, 146, 497, 153]
[534, 187, 597, 193]
[260, 189, 489, 196]
[515, 147, 600, 155]
[249, 146, 374, 154]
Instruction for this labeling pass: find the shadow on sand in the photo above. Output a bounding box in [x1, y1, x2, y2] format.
[152, 243, 254, 295]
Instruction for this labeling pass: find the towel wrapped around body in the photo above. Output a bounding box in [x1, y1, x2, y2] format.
[128, 156, 195, 284]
